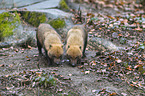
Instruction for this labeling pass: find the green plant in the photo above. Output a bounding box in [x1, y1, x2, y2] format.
[0, 12, 21, 41]
[33, 73, 56, 88]
[48, 18, 65, 29]
[59, 0, 69, 10]
[22, 11, 46, 27]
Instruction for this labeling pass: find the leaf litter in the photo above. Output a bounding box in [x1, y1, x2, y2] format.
[0, 0, 145, 95]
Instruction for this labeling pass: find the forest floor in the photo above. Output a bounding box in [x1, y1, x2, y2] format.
[0, 0, 145, 96]
[0, 39, 144, 96]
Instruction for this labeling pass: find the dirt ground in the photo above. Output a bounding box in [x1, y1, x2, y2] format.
[0, 0, 145, 95]
[0, 46, 144, 96]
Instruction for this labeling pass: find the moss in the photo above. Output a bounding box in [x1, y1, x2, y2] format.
[22, 11, 46, 27]
[59, 0, 69, 10]
[0, 11, 21, 41]
[48, 18, 65, 29]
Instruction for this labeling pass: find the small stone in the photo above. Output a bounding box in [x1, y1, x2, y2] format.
[112, 32, 118, 38]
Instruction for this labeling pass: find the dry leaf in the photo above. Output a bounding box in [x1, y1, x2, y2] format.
[134, 26, 142, 31]
[85, 71, 90, 74]
[109, 92, 117, 96]
[68, 74, 72, 76]
[9, 64, 13, 67]
[107, 15, 115, 19]
[28, 45, 32, 49]
[130, 84, 134, 87]
[116, 59, 122, 63]
[126, 65, 132, 70]
[121, 93, 127, 96]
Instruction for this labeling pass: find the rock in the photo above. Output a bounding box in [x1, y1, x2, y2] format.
[0, 0, 13, 9]
[0, 11, 21, 41]
[0, 0, 61, 9]
[66, 0, 94, 13]
[112, 32, 118, 38]
[0, 42, 12, 48]
[14, 0, 45, 8]
[0, 24, 36, 48]
[88, 37, 119, 52]
[0, 10, 6, 14]
[18, 9, 73, 35]
[24, 9, 73, 19]
[20, 0, 61, 10]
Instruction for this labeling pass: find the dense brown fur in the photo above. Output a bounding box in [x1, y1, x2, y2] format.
[36, 24, 63, 65]
[66, 25, 88, 66]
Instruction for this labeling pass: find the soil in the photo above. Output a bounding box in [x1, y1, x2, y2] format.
[0, 46, 144, 96]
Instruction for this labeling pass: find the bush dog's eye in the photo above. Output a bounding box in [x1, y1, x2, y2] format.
[79, 46, 81, 49]
[49, 45, 52, 48]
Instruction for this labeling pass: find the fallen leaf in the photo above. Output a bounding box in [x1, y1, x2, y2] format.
[132, 81, 138, 85]
[134, 26, 142, 31]
[57, 89, 63, 92]
[6, 86, 14, 90]
[116, 59, 122, 63]
[121, 93, 127, 96]
[68, 74, 72, 76]
[9, 64, 13, 67]
[118, 34, 123, 36]
[27, 58, 30, 61]
[92, 90, 97, 93]
[109, 24, 113, 27]
[32, 82, 36, 87]
[134, 64, 142, 69]
[51, 72, 56, 74]
[15, 49, 19, 52]
[130, 84, 134, 87]
[63, 77, 71, 80]
[85, 71, 90, 74]
[92, 61, 96, 66]
[5, 75, 10, 77]
[107, 15, 116, 19]
[109, 92, 117, 96]
[28, 45, 32, 49]
[33, 55, 38, 57]
[137, 83, 142, 87]
[102, 69, 106, 73]
[126, 65, 132, 70]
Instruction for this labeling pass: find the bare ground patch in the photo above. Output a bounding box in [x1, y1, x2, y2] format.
[0, 47, 144, 96]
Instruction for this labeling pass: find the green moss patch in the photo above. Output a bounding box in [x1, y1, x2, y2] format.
[0, 12, 21, 41]
[48, 18, 65, 29]
[21, 11, 46, 27]
[59, 0, 69, 10]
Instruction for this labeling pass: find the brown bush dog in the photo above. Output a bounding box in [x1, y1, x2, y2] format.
[36, 24, 63, 65]
[65, 25, 88, 67]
